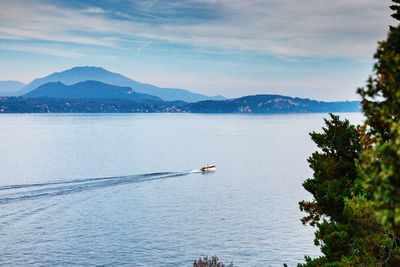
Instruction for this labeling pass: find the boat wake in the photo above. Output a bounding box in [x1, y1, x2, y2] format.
[0, 170, 199, 205]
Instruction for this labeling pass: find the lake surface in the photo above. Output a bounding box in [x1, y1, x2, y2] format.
[0, 113, 363, 266]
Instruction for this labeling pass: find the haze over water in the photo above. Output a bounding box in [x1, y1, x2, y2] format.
[0, 113, 363, 266]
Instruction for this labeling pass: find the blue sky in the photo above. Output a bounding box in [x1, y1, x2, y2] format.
[0, 0, 395, 100]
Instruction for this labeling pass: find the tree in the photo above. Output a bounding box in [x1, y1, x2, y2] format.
[193, 256, 233, 267]
[298, 115, 399, 266]
[299, 2, 400, 264]
[391, 0, 400, 21]
[300, 114, 362, 225]
[298, 114, 366, 265]
[357, 23, 400, 237]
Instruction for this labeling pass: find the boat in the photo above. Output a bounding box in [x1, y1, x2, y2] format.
[201, 164, 216, 172]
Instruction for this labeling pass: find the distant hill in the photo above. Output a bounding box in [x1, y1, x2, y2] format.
[0, 94, 360, 113]
[190, 94, 360, 113]
[21, 66, 225, 102]
[23, 80, 162, 101]
[0, 81, 26, 96]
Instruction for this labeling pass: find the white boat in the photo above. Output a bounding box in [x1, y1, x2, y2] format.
[201, 164, 216, 172]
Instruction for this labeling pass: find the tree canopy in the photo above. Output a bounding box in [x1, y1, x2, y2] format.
[299, 2, 400, 265]
[358, 20, 400, 238]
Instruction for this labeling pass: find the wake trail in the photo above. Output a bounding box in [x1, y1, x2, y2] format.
[0, 170, 200, 205]
[0, 172, 174, 191]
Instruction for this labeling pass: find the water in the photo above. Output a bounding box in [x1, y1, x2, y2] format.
[0, 113, 363, 266]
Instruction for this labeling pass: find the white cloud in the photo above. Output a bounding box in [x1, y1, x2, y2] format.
[0, 43, 83, 57]
[137, 40, 153, 52]
[0, 0, 394, 59]
[83, 7, 106, 14]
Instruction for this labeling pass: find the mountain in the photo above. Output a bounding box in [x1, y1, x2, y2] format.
[23, 80, 162, 101]
[0, 81, 26, 96]
[21, 66, 225, 102]
[0, 93, 360, 113]
[190, 94, 360, 113]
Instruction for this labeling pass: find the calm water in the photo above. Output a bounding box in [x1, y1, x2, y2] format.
[0, 113, 363, 266]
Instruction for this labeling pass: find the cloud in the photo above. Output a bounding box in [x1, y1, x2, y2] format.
[0, 42, 83, 57]
[137, 40, 153, 52]
[83, 7, 106, 14]
[0, 0, 394, 59]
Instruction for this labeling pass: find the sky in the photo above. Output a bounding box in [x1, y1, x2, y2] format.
[0, 0, 396, 100]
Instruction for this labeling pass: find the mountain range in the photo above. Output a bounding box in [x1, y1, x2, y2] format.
[0, 66, 360, 114]
[24, 80, 162, 101]
[15, 66, 224, 102]
[0, 94, 360, 113]
[190, 95, 360, 113]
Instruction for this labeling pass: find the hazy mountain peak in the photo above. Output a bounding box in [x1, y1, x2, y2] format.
[64, 66, 110, 74]
[71, 66, 105, 70]
[20, 66, 225, 102]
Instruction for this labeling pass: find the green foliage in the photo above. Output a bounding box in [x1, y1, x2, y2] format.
[299, 4, 400, 266]
[391, 0, 400, 21]
[358, 24, 400, 236]
[298, 114, 373, 266]
[299, 114, 362, 226]
[298, 115, 399, 266]
[342, 194, 398, 265]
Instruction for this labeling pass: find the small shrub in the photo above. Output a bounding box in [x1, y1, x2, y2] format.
[193, 256, 233, 267]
